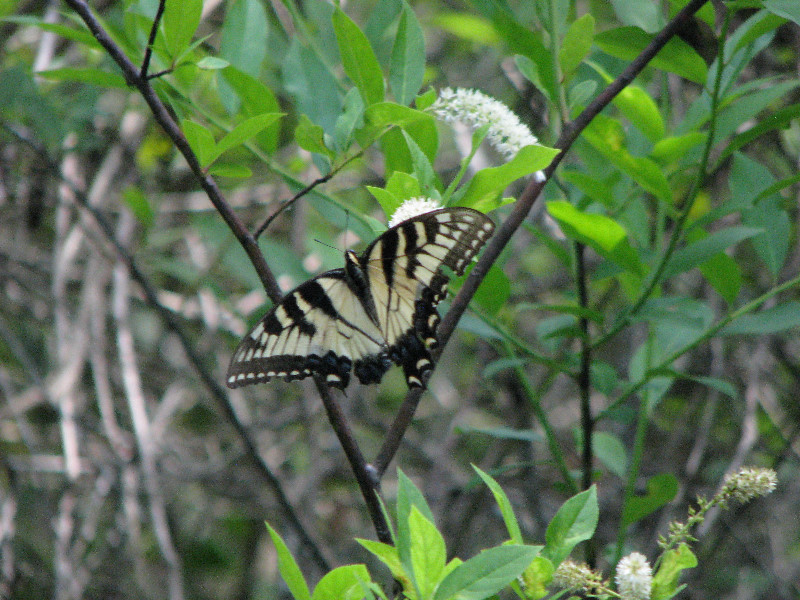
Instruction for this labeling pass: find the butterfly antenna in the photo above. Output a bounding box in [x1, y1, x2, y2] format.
[313, 238, 338, 252]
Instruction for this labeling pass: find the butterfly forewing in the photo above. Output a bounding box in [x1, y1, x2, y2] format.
[226, 208, 495, 390]
[360, 208, 495, 386]
[226, 273, 386, 388]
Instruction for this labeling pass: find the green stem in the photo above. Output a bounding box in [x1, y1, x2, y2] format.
[503, 340, 578, 494]
[613, 333, 654, 565]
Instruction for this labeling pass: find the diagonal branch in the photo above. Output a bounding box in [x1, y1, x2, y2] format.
[373, 0, 712, 477]
[63, 0, 281, 304]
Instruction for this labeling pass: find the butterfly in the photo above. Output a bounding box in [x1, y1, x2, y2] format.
[226, 207, 495, 390]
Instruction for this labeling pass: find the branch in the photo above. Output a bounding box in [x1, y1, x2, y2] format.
[63, 0, 282, 304]
[373, 0, 712, 477]
[139, 0, 165, 80]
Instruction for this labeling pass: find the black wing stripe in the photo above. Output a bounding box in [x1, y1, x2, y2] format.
[380, 227, 399, 288]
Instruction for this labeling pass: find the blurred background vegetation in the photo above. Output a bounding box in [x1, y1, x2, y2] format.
[1, 0, 799, 599]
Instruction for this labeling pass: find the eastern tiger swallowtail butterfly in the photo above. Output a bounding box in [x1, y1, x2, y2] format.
[226, 207, 495, 389]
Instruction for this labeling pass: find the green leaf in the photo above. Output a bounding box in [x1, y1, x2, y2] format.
[591, 360, 620, 396]
[163, 0, 202, 58]
[182, 120, 217, 167]
[743, 195, 789, 276]
[473, 466, 523, 544]
[357, 539, 404, 579]
[409, 507, 447, 599]
[460, 145, 559, 212]
[283, 41, 342, 133]
[122, 186, 154, 229]
[222, 67, 282, 152]
[385, 171, 422, 203]
[515, 54, 548, 100]
[688, 375, 739, 400]
[614, 84, 665, 142]
[458, 424, 540, 443]
[196, 56, 230, 70]
[471, 263, 510, 315]
[333, 8, 385, 106]
[312, 564, 371, 600]
[721, 102, 800, 162]
[582, 115, 672, 203]
[390, 6, 425, 106]
[402, 131, 437, 195]
[266, 522, 311, 600]
[367, 186, 402, 217]
[728, 153, 773, 213]
[611, 0, 664, 32]
[721, 302, 800, 335]
[212, 112, 284, 162]
[295, 115, 335, 159]
[729, 9, 786, 54]
[542, 486, 598, 565]
[587, 61, 664, 142]
[546, 201, 644, 276]
[592, 432, 627, 478]
[715, 81, 800, 142]
[364, 102, 432, 132]
[622, 473, 679, 527]
[220, 0, 268, 76]
[662, 226, 763, 278]
[595, 26, 707, 83]
[651, 132, 706, 163]
[209, 163, 252, 178]
[432, 545, 541, 600]
[699, 251, 741, 305]
[396, 469, 435, 588]
[36, 68, 127, 89]
[562, 171, 616, 209]
[763, 0, 800, 26]
[568, 79, 598, 110]
[334, 88, 366, 152]
[2, 15, 101, 49]
[651, 543, 697, 600]
[559, 14, 595, 76]
[432, 12, 499, 45]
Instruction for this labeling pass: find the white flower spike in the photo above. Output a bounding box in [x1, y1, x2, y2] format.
[388, 197, 443, 228]
[615, 552, 653, 600]
[431, 87, 539, 161]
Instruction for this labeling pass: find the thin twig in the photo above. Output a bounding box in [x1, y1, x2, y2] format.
[255, 171, 336, 239]
[254, 146, 370, 239]
[373, 0, 712, 477]
[139, 0, 166, 80]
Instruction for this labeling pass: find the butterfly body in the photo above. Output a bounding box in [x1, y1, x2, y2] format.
[226, 208, 495, 390]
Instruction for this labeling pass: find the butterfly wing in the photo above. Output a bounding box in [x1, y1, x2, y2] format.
[359, 208, 495, 387]
[227, 207, 495, 390]
[226, 270, 391, 389]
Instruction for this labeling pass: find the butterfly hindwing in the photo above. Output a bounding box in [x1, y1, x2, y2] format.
[226, 208, 495, 390]
[360, 208, 495, 386]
